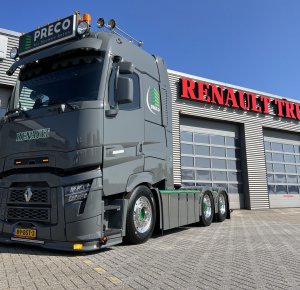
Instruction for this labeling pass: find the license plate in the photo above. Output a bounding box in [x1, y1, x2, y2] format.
[13, 228, 37, 239]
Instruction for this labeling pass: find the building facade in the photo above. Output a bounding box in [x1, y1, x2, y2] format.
[169, 70, 300, 210]
[0, 28, 20, 117]
[0, 26, 299, 210]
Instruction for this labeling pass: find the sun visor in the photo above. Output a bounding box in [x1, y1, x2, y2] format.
[7, 37, 102, 76]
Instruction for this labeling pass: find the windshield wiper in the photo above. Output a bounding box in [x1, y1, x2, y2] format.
[48, 99, 77, 111]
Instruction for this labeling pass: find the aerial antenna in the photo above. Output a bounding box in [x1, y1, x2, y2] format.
[97, 18, 143, 47]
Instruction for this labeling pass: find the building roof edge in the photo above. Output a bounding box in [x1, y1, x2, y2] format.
[0, 28, 21, 37]
[168, 69, 300, 104]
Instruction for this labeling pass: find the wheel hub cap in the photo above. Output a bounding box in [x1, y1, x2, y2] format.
[203, 195, 212, 219]
[134, 196, 152, 233]
[219, 194, 226, 215]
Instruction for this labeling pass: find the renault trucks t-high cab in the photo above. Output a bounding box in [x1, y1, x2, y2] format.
[0, 13, 230, 251]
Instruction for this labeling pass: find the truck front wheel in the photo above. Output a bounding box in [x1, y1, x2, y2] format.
[124, 186, 156, 244]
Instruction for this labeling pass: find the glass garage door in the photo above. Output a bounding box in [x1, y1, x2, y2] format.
[180, 125, 243, 209]
[265, 138, 300, 208]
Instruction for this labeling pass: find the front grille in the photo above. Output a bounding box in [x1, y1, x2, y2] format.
[7, 207, 50, 222]
[9, 188, 49, 204]
[6, 186, 53, 224]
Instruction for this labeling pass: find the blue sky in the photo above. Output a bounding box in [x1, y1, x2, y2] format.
[1, 0, 300, 99]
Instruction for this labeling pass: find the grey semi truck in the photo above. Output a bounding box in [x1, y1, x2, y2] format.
[0, 12, 230, 251]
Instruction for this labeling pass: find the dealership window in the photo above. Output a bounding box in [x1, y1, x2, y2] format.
[265, 139, 300, 195]
[180, 130, 242, 194]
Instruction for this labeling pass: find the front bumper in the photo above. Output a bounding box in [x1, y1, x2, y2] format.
[0, 170, 105, 251]
[0, 235, 103, 252]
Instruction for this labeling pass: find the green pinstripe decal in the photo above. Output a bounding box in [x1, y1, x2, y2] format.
[160, 190, 201, 194]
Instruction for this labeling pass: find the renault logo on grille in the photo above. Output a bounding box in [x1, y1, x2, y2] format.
[24, 187, 33, 202]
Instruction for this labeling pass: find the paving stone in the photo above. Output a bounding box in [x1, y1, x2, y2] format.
[1, 209, 300, 289]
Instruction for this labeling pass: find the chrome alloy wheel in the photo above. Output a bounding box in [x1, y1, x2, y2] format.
[219, 194, 226, 215]
[133, 196, 152, 234]
[203, 195, 212, 219]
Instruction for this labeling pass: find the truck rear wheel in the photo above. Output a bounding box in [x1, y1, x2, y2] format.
[216, 192, 227, 222]
[200, 192, 214, 227]
[124, 186, 156, 244]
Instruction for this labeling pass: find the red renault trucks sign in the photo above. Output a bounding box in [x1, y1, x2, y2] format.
[180, 78, 300, 120]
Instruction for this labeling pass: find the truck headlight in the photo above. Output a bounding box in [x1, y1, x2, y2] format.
[64, 182, 91, 203]
[77, 21, 89, 35]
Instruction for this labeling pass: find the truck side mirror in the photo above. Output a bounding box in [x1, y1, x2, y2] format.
[118, 62, 134, 74]
[116, 75, 133, 104]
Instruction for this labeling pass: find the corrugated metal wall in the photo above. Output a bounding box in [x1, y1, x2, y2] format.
[243, 122, 269, 209]
[0, 28, 20, 87]
[168, 69, 300, 209]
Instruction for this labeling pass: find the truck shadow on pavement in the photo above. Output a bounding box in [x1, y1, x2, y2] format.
[151, 225, 193, 239]
[0, 224, 201, 256]
[118, 223, 199, 247]
[0, 242, 111, 256]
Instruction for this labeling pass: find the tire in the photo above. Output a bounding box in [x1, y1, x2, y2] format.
[124, 185, 156, 244]
[200, 192, 214, 227]
[216, 192, 227, 222]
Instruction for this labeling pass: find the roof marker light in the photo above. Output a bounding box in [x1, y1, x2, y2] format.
[97, 18, 105, 28]
[108, 19, 116, 29]
[82, 13, 91, 24]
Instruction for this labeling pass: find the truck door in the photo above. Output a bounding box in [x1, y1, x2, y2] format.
[143, 73, 168, 184]
[102, 63, 144, 195]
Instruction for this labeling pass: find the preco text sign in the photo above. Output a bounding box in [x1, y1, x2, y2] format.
[18, 15, 76, 56]
[180, 78, 300, 121]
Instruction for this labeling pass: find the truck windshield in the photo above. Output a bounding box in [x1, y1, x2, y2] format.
[14, 52, 104, 110]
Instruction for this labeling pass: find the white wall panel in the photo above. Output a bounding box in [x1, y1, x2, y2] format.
[0, 29, 20, 87]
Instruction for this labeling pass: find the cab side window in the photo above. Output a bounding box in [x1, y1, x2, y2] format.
[108, 65, 140, 110]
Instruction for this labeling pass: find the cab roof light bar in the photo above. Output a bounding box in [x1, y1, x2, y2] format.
[97, 18, 143, 47]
